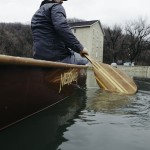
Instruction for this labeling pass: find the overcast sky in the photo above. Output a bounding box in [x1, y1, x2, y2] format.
[0, 0, 150, 26]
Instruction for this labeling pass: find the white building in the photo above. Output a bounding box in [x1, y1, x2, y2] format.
[69, 20, 104, 62]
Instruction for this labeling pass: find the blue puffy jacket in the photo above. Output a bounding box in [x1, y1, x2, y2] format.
[31, 2, 83, 61]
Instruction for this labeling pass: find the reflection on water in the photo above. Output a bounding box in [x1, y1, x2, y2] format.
[0, 80, 150, 150]
[85, 88, 150, 129]
[86, 89, 132, 113]
[58, 89, 150, 150]
[0, 89, 87, 150]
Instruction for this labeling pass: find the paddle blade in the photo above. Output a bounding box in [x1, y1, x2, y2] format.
[93, 62, 137, 95]
[84, 54, 137, 95]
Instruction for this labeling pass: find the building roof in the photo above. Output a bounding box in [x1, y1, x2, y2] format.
[69, 20, 99, 28]
[69, 20, 105, 35]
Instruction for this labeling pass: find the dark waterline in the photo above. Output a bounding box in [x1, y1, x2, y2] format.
[0, 82, 150, 150]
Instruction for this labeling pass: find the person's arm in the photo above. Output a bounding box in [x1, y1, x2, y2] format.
[51, 4, 84, 54]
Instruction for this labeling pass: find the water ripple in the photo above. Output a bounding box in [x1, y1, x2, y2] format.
[84, 89, 150, 130]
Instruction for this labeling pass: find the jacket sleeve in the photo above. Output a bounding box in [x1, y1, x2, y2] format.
[51, 4, 84, 53]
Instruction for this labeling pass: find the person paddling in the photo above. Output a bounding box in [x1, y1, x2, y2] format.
[31, 0, 89, 65]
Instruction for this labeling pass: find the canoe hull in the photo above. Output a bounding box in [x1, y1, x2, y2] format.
[0, 55, 87, 130]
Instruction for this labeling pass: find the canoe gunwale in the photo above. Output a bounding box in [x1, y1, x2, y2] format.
[0, 55, 88, 69]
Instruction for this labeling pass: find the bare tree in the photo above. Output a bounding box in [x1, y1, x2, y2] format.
[0, 23, 32, 57]
[103, 25, 123, 63]
[124, 18, 150, 62]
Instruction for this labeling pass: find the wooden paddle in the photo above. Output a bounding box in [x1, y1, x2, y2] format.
[84, 55, 137, 95]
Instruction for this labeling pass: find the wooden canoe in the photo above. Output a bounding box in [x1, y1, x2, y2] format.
[0, 55, 87, 131]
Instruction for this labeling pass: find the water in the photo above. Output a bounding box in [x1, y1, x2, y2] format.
[0, 83, 150, 150]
